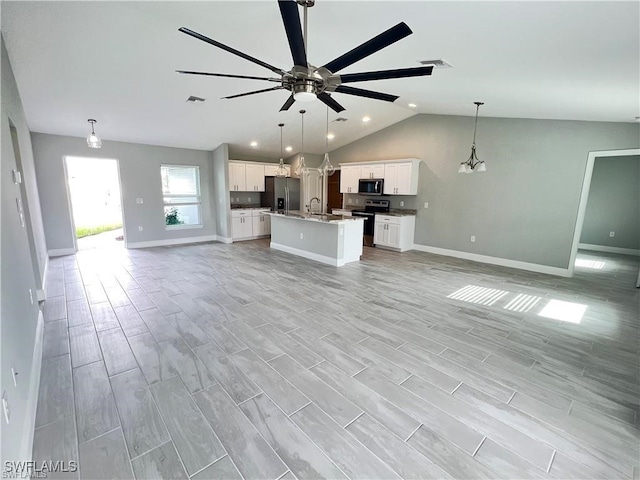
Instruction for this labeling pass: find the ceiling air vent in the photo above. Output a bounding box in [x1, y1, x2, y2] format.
[186, 95, 206, 103]
[333, 117, 348, 122]
[419, 59, 453, 69]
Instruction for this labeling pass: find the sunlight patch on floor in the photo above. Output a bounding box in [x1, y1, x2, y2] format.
[575, 259, 605, 270]
[447, 285, 509, 306]
[538, 299, 587, 324]
[503, 293, 542, 313]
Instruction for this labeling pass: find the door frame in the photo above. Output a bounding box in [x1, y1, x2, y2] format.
[568, 148, 640, 276]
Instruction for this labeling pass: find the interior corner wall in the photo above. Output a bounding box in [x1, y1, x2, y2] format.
[211, 143, 231, 239]
[1, 35, 47, 464]
[31, 133, 217, 250]
[329, 114, 640, 270]
[580, 155, 640, 250]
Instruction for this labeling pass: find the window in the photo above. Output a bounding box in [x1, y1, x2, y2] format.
[161, 165, 201, 228]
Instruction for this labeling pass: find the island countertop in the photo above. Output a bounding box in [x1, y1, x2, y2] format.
[266, 210, 364, 224]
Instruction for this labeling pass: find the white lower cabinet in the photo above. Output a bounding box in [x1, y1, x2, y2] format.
[232, 209, 271, 241]
[373, 215, 415, 252]
[252, 211, 271, 237]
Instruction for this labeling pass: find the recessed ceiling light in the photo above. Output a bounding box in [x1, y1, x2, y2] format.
[362, 116, 371, 123]
[285, 146, 293, 152]
[408, 103, 417, 108]
[419, 59, 453, 69]
[250, 141, 258, 147]
[327, 133, 335, 140]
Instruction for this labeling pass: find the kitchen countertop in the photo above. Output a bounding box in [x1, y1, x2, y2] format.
[266, 210, 364, 224]
[230, 205, 270, 210]
[385, 209, 418, 216]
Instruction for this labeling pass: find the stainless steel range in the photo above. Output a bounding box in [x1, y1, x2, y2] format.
[351, 199, 390, 246]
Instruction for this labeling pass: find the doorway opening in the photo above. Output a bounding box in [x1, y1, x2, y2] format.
[65, 156, 125, 251]
[570, 148, 640, 285]
[9, 119, 42, 289]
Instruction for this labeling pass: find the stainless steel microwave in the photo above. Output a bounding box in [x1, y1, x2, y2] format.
[358, 178, 384, 195]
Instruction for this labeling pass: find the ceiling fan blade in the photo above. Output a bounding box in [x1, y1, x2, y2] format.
[317, 92, 345, 113]
[339, 66, 433, 83]
[179, 27, 287, 76]
[335, 85, 398, 103]
[176, 70, 282, 83]
[322, 22, 412, 74]
[279, 95, 296, 112]
[278, 0, 308, 67]
[222, 86, 284, 100]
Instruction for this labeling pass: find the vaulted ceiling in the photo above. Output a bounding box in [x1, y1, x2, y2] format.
[2, 1, 639, 157]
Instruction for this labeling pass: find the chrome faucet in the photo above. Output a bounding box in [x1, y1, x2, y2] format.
[308, 197, 321, 213]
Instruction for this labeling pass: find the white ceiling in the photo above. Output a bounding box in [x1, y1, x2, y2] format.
[2, 1, 639, 157]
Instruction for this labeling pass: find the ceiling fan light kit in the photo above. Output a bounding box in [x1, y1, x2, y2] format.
[459, 102, 487, 174]
[86, 119, 101, 149]
[176, 0, 434, 113]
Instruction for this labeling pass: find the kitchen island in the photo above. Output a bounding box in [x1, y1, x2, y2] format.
[266, 211, 365, 266]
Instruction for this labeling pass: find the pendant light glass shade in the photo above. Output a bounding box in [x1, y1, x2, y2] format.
[275, 123, 288, 178]
[294, 110, 308, 177]
[318, 107, 335, 176]
[86, 119, 101, 149]
[458, 102, 486, 173]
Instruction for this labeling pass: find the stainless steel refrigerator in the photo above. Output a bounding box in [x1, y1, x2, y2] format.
[261, 176, 300, 212]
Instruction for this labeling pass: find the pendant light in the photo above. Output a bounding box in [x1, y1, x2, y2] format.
[275, 123, 288, 178]
[86, 119, 102, 149]
[458, 102, 486, 173]
[318, 106, 336, 176]
[294, 109, 307, 177]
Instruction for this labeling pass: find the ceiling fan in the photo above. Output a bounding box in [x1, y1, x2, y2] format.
[177, 0, 433, 113]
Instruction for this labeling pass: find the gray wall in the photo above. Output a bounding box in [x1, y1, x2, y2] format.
[31, 133, 216, 249]
[580, 155, 640, 250]
[330, 114, 640, 269]
[1, 36, 48, 462]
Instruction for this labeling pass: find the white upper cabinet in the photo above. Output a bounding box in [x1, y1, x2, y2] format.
[360, 164, 385, 179]
[339, 159, 420, 196]
[340, 165, 362, 193]
[384, 161, 419, 195]
[229, 162, 247, 192]
[245, 164, 265, 191]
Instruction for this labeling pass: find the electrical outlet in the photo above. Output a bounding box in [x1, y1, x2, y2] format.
[248, 196, 251, 202]
[400, 201, 404, 207]
[2, 392, 9, 424]
[424, 202, 429, 209]
[609, 231, 615, 237]
[136, 198, 143, 204]
[300, 233, 304, 239]
[470, 235, 476, 243]
[348, 198, 352, 204]
[138, 226, 143, 232]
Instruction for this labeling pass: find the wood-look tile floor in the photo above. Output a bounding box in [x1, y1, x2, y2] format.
[34, 240, 640, 479]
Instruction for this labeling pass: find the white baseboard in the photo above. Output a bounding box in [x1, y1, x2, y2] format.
[47, 247, 75, 257]
[126, 235, 218, 249]
[578, 243, 640, 257]
[270, 242, 345, 267]
[20, 310, 44, 461]
[411, 243, 571, 277]
[217, 236, 233, 244]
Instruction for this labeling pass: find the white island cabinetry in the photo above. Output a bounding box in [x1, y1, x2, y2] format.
[268, 212, 364, 266]
[374, 214, 415, 252]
